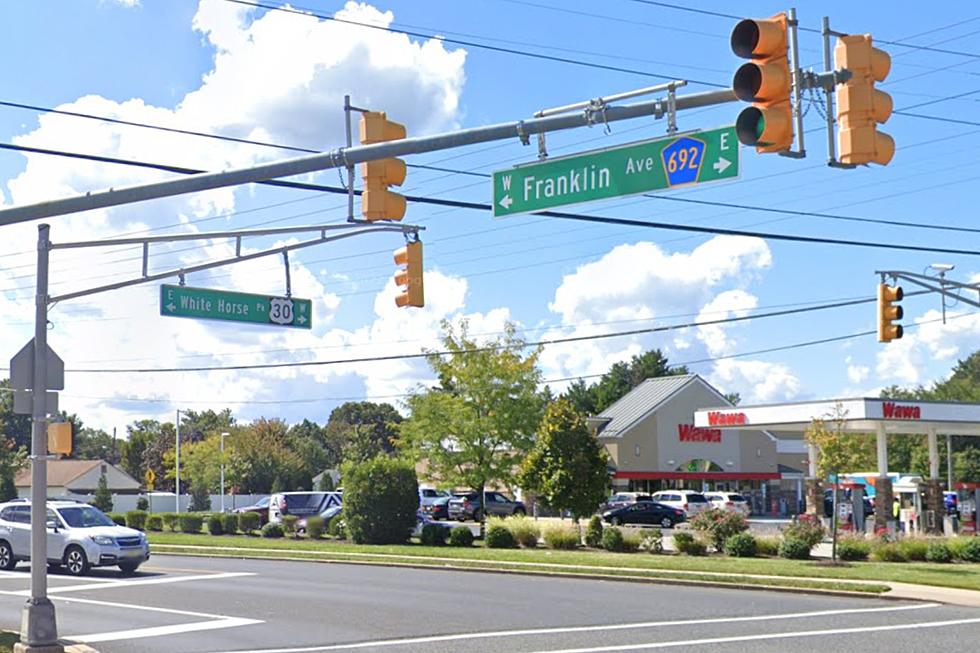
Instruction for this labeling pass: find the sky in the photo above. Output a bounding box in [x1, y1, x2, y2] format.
[0, 0, 979, 434]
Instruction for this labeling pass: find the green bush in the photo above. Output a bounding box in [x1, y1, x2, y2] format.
[327, 516, 348, 539]
[959, 537, 980, 563]
[485, 523, 518, 549]
[724, 532, 757, 558]
[448, 526, 474, 547]
[145, 514, 163, 531]
[221, 513, 238, 535]
[926, 541, 952, 563]
[161, 513, 179, 532]
[207, 514, 224, 536]
[601, 526, 626, 552]
[621, 531, 642, 553]
[871, 541, 907, 562]
[690, 509, 749, 550]
[836, 536, 871, 561]
[282, 515, 299, 538]
[683, 539, 708, 556]
[779, 537, 812, 560]
[136, 496, 149, 511]
[124, 510, 147, 531]
[755, 536, 781, 557]
[503, 515, 540, 548]
[306, 516, 326, 540]
[584, 515, 604, 548]
[639, 529, 664, 554]
[108, 513, 126, 526]
[542, 524, 580, 550]
[178, 514, 203, 534]
[897, 538, 929, 562]
[342, 455, 419, 545]
[261, 522, 284, 538]
[420, 523, 449, 546]
[671, 530, 696, 554]
[781, 515, 825, 548]
[237, 511, 260, 535]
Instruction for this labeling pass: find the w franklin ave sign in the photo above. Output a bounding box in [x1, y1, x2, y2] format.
[492, 126, 739, 217]
[161, 284, 312, 329]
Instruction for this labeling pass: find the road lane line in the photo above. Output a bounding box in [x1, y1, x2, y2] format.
[68, 617, 264, 643]
[2, 570, 255, 595]
[526, 617, 980, 652]
[196, 603, 940, 653]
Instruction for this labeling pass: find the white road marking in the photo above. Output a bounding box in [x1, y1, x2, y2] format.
[196, 603, 940, 653]
[526, 617, 980, 652]
[2, 570, 255, 596]
[69, 617, 264, 643]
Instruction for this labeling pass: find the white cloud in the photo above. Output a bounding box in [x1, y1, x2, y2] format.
[710, 358, 802, 403]
[845, 356, 870, 385]
[875, 309, 980, 386]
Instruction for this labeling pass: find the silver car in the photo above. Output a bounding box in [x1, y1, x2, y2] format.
[0, 500, 150, 576]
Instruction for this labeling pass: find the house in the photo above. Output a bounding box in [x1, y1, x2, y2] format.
[14, 460, 141, 498]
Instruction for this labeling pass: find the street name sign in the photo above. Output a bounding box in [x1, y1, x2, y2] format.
[492, 125, 739, 217]
[160, 284, 313, 329]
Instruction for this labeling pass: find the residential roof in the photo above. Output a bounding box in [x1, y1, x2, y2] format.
[14, 460, 101, 488]
[589, 374, 710, 439]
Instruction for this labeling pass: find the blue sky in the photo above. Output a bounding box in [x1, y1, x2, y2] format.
[1, 0, 979, 432]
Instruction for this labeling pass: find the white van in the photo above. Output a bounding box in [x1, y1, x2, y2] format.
[269, 491, 342, 524]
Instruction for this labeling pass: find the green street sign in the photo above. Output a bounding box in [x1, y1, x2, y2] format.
[492, 125, 739, 217]
[160, 284, 312, 329]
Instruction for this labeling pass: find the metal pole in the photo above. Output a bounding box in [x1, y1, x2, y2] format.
[220, 432, 228, 513]
[21, 224, 60, 649]
[928, 428, 940, 480]
[947, 434, 954, 488]
[175, 409, 181, 514]
[821, 16, 838, 165]
[787, 7, 806, 157]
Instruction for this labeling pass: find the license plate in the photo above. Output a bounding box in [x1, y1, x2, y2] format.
[123, 549, 144, 558]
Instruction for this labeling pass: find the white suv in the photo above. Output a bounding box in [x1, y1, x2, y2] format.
[0, 500, 150, 576]
[703, 492, 751, 516]
[650, 490, 710, 517]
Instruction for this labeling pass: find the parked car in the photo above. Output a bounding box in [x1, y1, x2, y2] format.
[419, 487, 451, 508]
[233, 496, 271, 526]
[650, 490, 710, 517]
[297, 504, 343, 534]
[447, 491, 526, 521]
[601, 492, 652, 512]
[602, 501, 685, 528]
[0, 500, 150, 576]
[412, 513, 456, 538]
[703, 492, 750, 516]
[421, 494, 456, 520]
[269, 491, 342, 524]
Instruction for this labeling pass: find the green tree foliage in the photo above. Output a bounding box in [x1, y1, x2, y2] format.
[71, 427, 121, 463]
[93, 473, 113, 512]
[519, 399, 609, 520]
[326, 402, 403, 464]
[179, 409, 235, 444]
[0, 436, 26, 502]
[225, 419, 304, 494]
[287, 419, 335, 488]
[341, 455, 418, 544]
[400, 321, 544, 498]
[562, 349, 688, 415]
[0, 379, 32, 450]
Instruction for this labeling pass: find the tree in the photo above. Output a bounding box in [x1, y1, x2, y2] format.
[0, 379, 32, 451]
[955, 446, 980, 483]
[225, 419, 304, 494]
[326, 402, 403, 463]
[561, 349, 688, 415]
[342, 454, 418, 544]
[287, 419, 335, 487]
[519, 399, 610, 520]
[0, 435, 26, 502]
[120, 419, 175, 492]
[72, 427, 120, 463]
[805, 404, 866, 563]
[179, 409, 235, 444]
[400, 321, 545, 503]
[93, 473, 113, 513]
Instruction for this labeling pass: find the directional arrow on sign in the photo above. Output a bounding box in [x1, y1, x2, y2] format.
[296, 315, 307, 325]
[713, 157, 732, 174]
[166, 302, 176, 312]
[498, 195, 513, 210]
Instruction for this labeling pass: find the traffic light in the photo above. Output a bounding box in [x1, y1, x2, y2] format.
[47, 421, 72, 456]
[835, 34, 894, 166]
[359, 111, 407, 221]
[877, 283, 903, 343]
[393, 241, 423, 308]
[730, 13, 794, 153]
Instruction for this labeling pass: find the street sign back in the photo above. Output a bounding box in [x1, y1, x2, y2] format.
[9, 339, 64, 391]
[161, 285, 313, 329]
[492, 126, 739, 217]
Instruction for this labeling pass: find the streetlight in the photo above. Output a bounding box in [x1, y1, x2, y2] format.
[220, 432, 229, 513]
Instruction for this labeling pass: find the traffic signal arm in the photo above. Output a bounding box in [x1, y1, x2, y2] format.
[393, 241, 424, 308]
[877, 283, 904, 343]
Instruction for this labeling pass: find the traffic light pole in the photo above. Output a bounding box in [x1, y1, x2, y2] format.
[877, 270, 980, 314]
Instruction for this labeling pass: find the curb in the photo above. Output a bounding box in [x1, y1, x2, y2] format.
[3, 632, 98, 653]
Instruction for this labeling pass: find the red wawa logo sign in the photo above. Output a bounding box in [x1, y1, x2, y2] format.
[678, 424, 721, 443]
[882, 401, 921, 420]
[706, 411, 747, 426]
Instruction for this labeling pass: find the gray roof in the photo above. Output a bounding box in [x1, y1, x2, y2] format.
[591, 374, 719, 439]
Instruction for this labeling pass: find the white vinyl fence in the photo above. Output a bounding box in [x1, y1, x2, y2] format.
[61, 492, 267, 513]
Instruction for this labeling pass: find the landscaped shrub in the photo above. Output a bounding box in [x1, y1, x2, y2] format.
[485, 523, 517, 549]
[779, 537, 812, 560]
[136, 496, 149, 511]
[306, 516, 326, 540]
[221, 513, 238, 535]
[755, 535, 781, 557]
[448, 526, 474, 547]
[327, 516, 348, 540]
[125, 510, 147, 531]
[584, 515, 604, 548]
[504, 515, 540, 548]
[420, 523, 449, 546]
[671, 530, 697, 554]
[178, 514, 203, 534]
[958, 537, 980, 563]
[871, 541, 907, 562]
[836, 536, 871, 561]
[639, 529, 664, 554]
[781, 515, 825, 548]
[282, 515, 299, 538]
[601, 526, 626, 552]
[145, 514, 163, 531]
[724, 532, 757, 558]
[542, 524, 580, 550]
[261, 522, 284, 538]
[237, 511, 260, 535]
[926, 541, 952, 563]
[342, 455, 419, 545]
[897, 538, 929, 562]
[207, 514, 224, 536]
[690, 509, 749, 550]
[108, 513, 126, 526]
[621, 531, 642, 553]
[161, 513, 179, 532]
[683, 539, 708, 556]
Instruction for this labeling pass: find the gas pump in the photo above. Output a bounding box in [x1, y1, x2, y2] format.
[957, 483, 979, 535]
[834, 484, 855, 532]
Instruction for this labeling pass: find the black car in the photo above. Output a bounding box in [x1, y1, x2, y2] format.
[601, 492, 653, 512]
[602, 501, 686, 528]
[421, 495, 453, 520]
[447, 491, 526, 521]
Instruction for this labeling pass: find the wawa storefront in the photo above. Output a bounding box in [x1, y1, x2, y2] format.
[587, 374, 789, 513]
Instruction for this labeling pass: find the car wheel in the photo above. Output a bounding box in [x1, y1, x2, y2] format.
[64, 545, 90, 577]
[513, 507, 526, 516]
[118, 561, 141, 575]
[610, 517, 622, 526]
[659, 517, 674, 529]
[472, 509, 483, 521]
[0, 541, 16, 571]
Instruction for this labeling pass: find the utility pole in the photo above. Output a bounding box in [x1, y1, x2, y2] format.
[175, 409, 181, 515]
[220, 432, 229, 513]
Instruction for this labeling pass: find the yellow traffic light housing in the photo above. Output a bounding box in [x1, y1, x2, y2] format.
[835, 34, 894, 166]
[359, 111, 407, 221]
[877, 283, 903, 343]
[393, 240, 424, 308]
[731, 13, 794, 153]
[47, 422, 72, 456]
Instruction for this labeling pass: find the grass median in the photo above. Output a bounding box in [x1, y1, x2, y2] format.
[141, 531, 980, 594]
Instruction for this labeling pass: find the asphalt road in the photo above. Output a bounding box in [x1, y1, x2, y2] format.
[0, 555, 978, 652]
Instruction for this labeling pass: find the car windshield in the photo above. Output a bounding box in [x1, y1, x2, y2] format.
[57, 506, 116, 528]
[283, 493, 325, 510]
[256, 497, 270, 508]
[688, 494, 708, 503]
